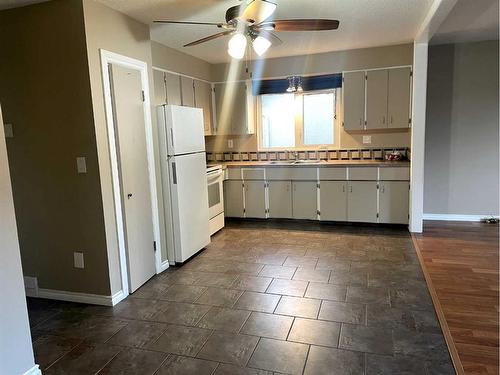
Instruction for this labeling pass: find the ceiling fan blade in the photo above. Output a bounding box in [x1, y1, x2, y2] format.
[241, 0, 277, 24]
[257, 30, 283, 46]
[260, 19, 340, 32]
[183, 31, 233, 47]
[154, 20, 225, 28]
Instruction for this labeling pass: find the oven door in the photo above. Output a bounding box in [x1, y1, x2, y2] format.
[207, 169, 224, 219]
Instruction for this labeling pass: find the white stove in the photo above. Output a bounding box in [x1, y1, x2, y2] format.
[206, 165, 225, 235]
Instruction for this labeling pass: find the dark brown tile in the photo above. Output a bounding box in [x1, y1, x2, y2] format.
[315, 258, 350, 272]
[195, 287, 243, 307]
[288, 318, 341, 347]
[303, 346, 364, 375]
[146, 324, 212, 356]
[274, 296, 321, 319]
[111, 298, 169, 321]
[248, 338, 309, 375]
[98, 348, 167, 375]
[214, 363, 273, 375]
[318, 301, 366, 324]
[226, 262, 265, 276]
[107, 321, 167, 348]
[33, 335, 82, 370]
[339, 324, 393, 355]
[346, 286, 390, 305]
[305, 283, 347, 301]
[283, 256, 318, 268]
[155, 355, 218, 375]
[255, 254, 287, 266]
[292, 268, 330, 283]
[151, 302, 211, 326]
[366, 353, 422, 375]
[329, 270, 368, 287]
[197, 307, 251, 332]
[233, 291, 281, 313]
[231, 276, 273, 293]
[160, 285, 207, 303]
[258, 265, 296, 279]
[240, 312, 294, 340]
[130, 279, 172, 300]
[266, 279, 308, 297]
[197, 331, 259, 366]
[393, 329, 449, 360]
[194, 272, 239, 288]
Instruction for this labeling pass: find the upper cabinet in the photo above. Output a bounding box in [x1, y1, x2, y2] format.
[193, 79, 213, 135]
[213, 81, 254, 135]
[153, 70, 167, 105]
[343, 67, 412, 131]
[180, 76, 195, 107]
[165, 73, 182, 106]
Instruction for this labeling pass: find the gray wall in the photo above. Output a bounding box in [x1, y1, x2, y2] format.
[424, 40, 499, 216]
[0, 106, 37, 375]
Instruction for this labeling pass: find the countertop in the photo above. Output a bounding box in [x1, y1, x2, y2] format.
[208, 160, 410, 168]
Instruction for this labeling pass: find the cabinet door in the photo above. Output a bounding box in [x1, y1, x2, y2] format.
[268, 181, 292, 218]
[244, 181, 266, 218]
[379, 181, 409, 224]
[231, 81, 248, 134]
[194, 79, 213, 135]
[292, 181, 317, 220]
[366, 69, 388, 129]
[152, 70, 166, 105]
[214, 82, 248, 135]
[388, 67, 411, 128]
[224, 180, 244, 217]
[343, 71, 365, 131]
[181, 76, 195, 107]
[347, 181, 378, 223]
[165, 73, 182, 105]
[320, 181, 347, 221]
[214, 82, 229, 135]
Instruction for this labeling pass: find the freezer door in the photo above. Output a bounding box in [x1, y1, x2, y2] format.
[164, 105, 205, 156]
[168, 152, 210, 262]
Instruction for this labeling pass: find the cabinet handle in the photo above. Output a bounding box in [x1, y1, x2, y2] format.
[342, 185, 345, 193]
[390, 115, 393, 124]
[382, 115, 386, 124]
[350, 185, 353, 193]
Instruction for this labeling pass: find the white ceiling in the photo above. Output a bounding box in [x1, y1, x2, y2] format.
[431, 0, 499, 45]
[97, 0, 435, 63]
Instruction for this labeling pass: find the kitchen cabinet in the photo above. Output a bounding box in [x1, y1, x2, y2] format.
[343, 71, 365, 131]
[292, 181, 317, 220]
[244, 181, 266, 218]
[166, 73, 182, 105]
[366, 70, 388, 129]
[388, 67, 411, 128]
[268, 181, 292, 218]
[153, 69, 166, 105]
[347, 181, 378, 223]
[320, 181, 347, 221]
[379, 181, 409, 224]
[224, 180, 244, 217]
[194, 79, 213, 135]
[181, 76, 195, 107]
[214, 81, 249, 135]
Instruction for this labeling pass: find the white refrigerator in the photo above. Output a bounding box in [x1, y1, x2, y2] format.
[157, 105, 210, 263]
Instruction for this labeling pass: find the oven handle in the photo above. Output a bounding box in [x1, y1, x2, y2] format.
[207, 169, 223, 181]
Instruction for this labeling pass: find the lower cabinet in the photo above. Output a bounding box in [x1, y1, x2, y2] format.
[347, 181, 378, 223]
[292, 181, 318, 220]
[320, 181, 347, 221]
[244, 181, 266, 218]
[224, 180, 244, 217]
[268, 181, 292, 218]
[379, 181, 409, 224]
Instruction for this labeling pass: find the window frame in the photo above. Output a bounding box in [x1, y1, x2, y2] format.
[257, 88, 339, 151]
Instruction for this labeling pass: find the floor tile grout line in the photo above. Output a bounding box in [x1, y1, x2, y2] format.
[301, 344, 311, 375]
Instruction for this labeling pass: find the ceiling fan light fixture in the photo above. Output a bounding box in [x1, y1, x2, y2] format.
[252, 35, 272, 56]
[228, 33, 247, 59]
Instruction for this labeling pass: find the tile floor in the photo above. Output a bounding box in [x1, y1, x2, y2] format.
[27, 220, 454, 374]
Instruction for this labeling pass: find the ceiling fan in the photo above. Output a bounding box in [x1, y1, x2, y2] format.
[154, 0, 339, 59]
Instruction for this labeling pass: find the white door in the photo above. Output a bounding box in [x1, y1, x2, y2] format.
[164, 105, 205, 156]
[110, 64, 156, 293]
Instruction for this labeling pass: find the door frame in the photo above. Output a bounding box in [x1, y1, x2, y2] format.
[100, 49, 163, 297]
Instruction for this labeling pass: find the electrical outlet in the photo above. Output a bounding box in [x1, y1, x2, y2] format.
[227, 139, 234, 149]
[76, 157, 87, 174]
[74, 252, 85, 269]
[362, 135, 372, 144]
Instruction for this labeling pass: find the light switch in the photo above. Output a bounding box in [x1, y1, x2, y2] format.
[362, 135, 372, 144]
[227, 139, 234, 149]
[4, 123, 13, 138]
[74, 252, 85, 269]
[76, 157, 87, 173]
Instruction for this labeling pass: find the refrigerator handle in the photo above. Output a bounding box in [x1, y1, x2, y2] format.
[172, 162, 177, 184]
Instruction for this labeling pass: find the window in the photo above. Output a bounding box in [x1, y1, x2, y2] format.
[259, 90, 336, 150]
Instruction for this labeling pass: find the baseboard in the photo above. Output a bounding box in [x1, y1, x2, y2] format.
[23, 364, 41, 375]
[423, 213, 499, 222]
[29, 288, 125, 306]
[158, 259, 170, 273]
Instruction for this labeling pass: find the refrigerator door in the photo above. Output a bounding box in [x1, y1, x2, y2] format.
[168, 152, 210, 262]
[162, 105, 205, 156]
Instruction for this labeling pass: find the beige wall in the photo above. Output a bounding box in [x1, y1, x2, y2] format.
[207, 44, 413, 152]
[0, 0, 111, 295]
[152, 41, 212, 81]
[0, 106, 37, 375]
[424, 40, 499, 216]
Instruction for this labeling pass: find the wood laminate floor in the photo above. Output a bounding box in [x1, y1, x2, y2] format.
[413, 221, 499, 375]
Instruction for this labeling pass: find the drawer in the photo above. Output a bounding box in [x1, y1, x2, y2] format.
[242, 168, 265, 180]
[226, 168, 242, 180]
[266, 167, 317, 180]
[379, 167, 410, 181]
[319, 167, 347, 180]
[348, 167, 378, 180]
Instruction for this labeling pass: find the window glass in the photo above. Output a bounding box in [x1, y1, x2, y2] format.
[261, 94, 295, 148]
[303, 92, 335, 145]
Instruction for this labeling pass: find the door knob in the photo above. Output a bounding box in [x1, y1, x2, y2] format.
[127, 193, 133, 199]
